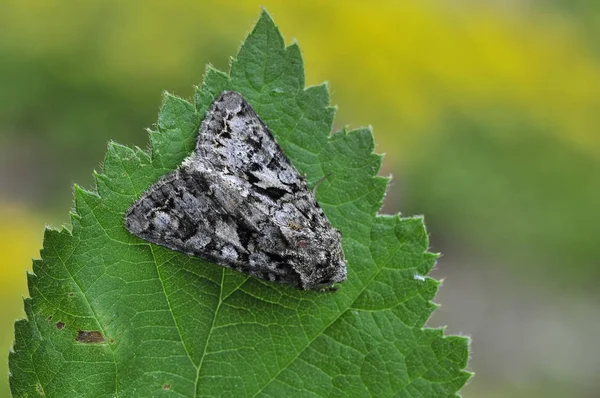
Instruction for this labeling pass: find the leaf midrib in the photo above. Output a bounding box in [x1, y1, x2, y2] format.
[194, 269, 226, 397]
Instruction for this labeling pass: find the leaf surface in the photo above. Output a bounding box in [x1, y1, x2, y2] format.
[9, 10, 471, 397]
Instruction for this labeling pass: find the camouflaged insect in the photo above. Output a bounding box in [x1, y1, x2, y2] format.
[125, 91, 346, 290]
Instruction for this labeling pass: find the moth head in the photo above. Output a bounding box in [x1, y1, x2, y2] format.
[291, 229, 347, 290]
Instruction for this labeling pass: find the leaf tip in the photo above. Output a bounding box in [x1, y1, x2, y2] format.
[250, 7, 283, 46]
[258, 6, 274, 22]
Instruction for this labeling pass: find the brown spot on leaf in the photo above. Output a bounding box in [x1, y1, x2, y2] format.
[68, 292, 74, 297]
[47, 316, 52, 321]
[163, 384, 171, 390]
[55, 322, 64, 330]
[76, 330, 106, 344]
[36, 382, 44, 395]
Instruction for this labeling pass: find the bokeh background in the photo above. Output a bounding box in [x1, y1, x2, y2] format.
[1, 1, 598, 397]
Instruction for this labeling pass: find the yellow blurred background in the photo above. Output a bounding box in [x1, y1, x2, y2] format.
[1, 1, 598, 397]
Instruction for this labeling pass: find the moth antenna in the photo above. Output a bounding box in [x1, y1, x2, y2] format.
[313, 172, 334, 196]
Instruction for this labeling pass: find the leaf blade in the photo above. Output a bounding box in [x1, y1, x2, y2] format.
[9, 9, 471, 397]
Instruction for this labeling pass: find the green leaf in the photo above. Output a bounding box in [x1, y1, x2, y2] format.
[9, 10, 471, 397]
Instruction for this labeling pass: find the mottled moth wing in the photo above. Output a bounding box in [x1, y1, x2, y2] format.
[125, 91, 346, 290]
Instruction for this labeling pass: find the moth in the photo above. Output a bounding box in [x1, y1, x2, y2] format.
[125, 91, 346, 290]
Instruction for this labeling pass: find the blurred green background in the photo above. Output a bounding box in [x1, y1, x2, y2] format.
[1, 1, 598, 397]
